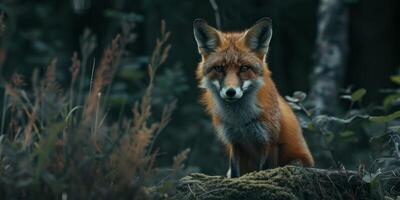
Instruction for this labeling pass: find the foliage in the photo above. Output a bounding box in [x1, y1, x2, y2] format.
[285, 79, 400, 198]
[0, 16, 189, 198]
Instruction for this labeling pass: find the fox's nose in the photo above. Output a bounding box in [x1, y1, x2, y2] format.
[225, 88, 236, 98]
[220, 87, 243, 100]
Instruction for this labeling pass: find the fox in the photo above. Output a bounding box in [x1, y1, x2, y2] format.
[193, 17, 314, 178]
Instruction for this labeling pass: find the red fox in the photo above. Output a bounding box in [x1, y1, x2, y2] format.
[193, 17, 314, 178]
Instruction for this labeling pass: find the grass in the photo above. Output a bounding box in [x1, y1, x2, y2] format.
[0, 20, 184, 199]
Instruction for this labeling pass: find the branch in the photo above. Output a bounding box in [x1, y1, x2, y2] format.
[209, 0, 222, 29]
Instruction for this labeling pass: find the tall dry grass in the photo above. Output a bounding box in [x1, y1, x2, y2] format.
[0, 20, 186, 199]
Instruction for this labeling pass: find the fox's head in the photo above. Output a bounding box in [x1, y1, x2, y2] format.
[194, 18, 272, 102]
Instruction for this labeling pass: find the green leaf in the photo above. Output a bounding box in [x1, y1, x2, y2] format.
[362, 174, 372, 183]
[340, 131, 358, 143]
[306, 123, 316, 131]
[285, 91, 307, 103]
[340, 131, 354, 138]
[293, 91, 307, 102]
[157, 180, 173, 193]
[285, 95, 299, 103]
[369, 111, 400, 123]
[362, 169, 381, 184]
[351, 88, 367, 102]
[388, 126, 400, 134]
[287, 102, 301, 110]
[340, 95, 352, 101]
[390, 75, 400, 85]
[383, 94, 400, 111]
[325, 133, 335, 144]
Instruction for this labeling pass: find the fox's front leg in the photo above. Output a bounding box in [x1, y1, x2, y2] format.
[227, 146, 240, 178]
[227, 156, 240, 178]
[228, 143, 266, 177]
[262, 142, 278, 169]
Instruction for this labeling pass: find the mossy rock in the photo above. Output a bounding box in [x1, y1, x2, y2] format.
[173, 166, 374, 200]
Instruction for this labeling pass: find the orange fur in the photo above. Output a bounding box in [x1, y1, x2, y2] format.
[195, 19, 314, 176]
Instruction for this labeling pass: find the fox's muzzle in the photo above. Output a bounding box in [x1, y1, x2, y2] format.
[217, 72, 243, 101]
[220, 87, 243, 101]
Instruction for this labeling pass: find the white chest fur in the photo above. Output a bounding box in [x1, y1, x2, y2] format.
[213, 91, 270, 145]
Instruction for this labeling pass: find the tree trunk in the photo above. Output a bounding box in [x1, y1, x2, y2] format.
[309, 0, 349, 114]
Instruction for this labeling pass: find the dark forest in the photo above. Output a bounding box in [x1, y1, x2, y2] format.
[0, 0, 399, 199]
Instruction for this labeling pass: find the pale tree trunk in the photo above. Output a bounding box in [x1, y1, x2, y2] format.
[309, 0, 349, 114]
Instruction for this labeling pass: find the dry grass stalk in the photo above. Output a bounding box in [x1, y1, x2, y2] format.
[45, 58, 57, 86]
[4, 83, 26, 140]
[4, 84, 21, 104]
[132, 20, 171, 134]
[80, 29, 97, 60]
[111, 123, 158, 183]
[106, 21, 136, 91]
[41, 58, 63, 107]
[22, 58, 63, 147]
[110, 21, 175, 191]
[0, 18, 181, 198]
[41, 58, 63, 109]
[11, 73, 24, 87]
[4, 73, 39, 146]
[22, 109, 36, 147]
[5, 74, 25, 135]
[77, 29, 97, 104]
[83, 35, 120, 124]
[80, 35, 123, 152]
[147, 100, 177, 155]
[69, 52, 81, 109]
[70, 52, 81, 85]
[172, 148, 191, 172]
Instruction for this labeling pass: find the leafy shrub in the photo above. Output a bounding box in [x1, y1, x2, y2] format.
[286, 75, 400, 198]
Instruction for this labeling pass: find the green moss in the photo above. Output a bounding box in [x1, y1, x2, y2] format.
[173, 166, 373, 200]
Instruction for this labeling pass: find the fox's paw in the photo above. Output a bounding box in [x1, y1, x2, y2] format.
[226, 168, 231, 178]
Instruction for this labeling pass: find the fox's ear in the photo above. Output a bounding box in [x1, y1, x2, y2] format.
[243, 17, 273, 57]
[193, 19, 220, 55]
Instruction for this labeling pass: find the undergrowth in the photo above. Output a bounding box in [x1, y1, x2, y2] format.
[0, 19, 186, 199]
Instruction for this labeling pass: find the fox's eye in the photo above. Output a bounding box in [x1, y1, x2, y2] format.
[240, 66, 250, 73]
[213, 66, 224, 73]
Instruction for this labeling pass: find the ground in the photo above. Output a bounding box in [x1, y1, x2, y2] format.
[173, 166, 374, 200]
